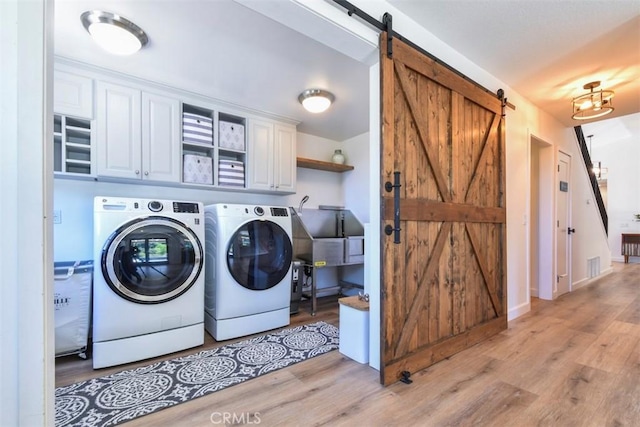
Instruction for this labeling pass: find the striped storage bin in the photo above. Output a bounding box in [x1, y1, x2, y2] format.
[183, 112, 213, 145]
[218, 159, 245, 187]
[219, 121, 245, 151]
[183, 154, 213, 184]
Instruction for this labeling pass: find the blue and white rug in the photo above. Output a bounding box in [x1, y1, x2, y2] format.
[55, 321, 339, 426]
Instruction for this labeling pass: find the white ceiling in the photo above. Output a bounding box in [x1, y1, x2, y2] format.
[54, 0, 640, 142]
[387, 0, 640, 129]
[54, 0, 372, 141]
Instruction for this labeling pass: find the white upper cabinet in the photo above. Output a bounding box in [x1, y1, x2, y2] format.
[247, 118, 274, 191]
[96, 81, 142, 179]
[273, 124, 296, 193]
[54, 70, 93, 119]
[96, 81, 180, 182]
[248, 118, 296, 193]
[62, 61, 296, 193]
[142, 92, 181, 182]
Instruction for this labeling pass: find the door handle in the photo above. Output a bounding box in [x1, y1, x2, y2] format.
[384, 171, 402, 244]
[568, 227, 575, 235]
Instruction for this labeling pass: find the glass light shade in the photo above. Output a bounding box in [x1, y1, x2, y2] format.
[81, 11, 148, 56]
[88, 22, 143, 55]
[298, 89, 335, 113]
[302, 96, 331, 113]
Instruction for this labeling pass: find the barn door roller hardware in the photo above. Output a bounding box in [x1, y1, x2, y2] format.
[385, 171, 402, 244]
[332, 0, 515, 108]
[400, 370, 413, 384]
[382, 13, 393, 58]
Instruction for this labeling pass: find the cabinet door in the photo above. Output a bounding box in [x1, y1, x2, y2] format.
[54, 70, 93, 118]
[274, 124, 296, 193]
[247, 118, 274, 191]
[96, 82, 142, 179]
[141, 92, 180, 182]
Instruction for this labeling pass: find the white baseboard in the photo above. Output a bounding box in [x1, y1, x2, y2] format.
[508, 300, 531, 321]
[572, 267, 614, 291]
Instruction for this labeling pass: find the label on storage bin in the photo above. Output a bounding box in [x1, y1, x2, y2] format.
[314, 261, 327, 267]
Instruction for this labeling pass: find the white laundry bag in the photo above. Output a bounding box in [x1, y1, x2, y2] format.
[54, 260, 92, 357]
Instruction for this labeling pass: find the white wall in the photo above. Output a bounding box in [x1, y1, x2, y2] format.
[585, 113, 640, 262]
[567, 127, 614, 287]
[1, 0, 54, 425]
[343, 132, 371, 224]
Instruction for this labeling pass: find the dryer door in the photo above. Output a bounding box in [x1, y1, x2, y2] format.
[227, 220, 292, 291]
[101, 216, 203, 303]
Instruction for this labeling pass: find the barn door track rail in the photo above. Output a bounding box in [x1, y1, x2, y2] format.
[333, 0, 515, 109]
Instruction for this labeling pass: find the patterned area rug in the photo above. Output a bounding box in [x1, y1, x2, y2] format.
[55, 321, 338, 426]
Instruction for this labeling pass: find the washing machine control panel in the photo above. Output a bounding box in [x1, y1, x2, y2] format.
[173, 202, 200, 214]
[254, 206, 264, 216]
[148, 201, 163, 212]
[270, 207, 289, 217]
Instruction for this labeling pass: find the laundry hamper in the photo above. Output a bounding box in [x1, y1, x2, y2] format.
[54, 260, 93, 358]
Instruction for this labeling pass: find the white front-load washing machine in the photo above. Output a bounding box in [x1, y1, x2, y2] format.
[92, 197, 205, 369]
[204, 204, 293, 340]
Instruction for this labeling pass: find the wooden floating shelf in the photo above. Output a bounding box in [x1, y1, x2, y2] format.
[296, 157, 354, 173]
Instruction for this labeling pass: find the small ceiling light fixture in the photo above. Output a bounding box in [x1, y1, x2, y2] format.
[81, 10, 148, 55]
[298, 89, 335, 113]
[571, 81, 614, 120]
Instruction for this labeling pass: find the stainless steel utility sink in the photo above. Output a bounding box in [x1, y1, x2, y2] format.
[290, 206, 365, 314]
[290, 206, 364, 267]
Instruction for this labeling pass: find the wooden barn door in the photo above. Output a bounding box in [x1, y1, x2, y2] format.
[380, 33, 507, 385]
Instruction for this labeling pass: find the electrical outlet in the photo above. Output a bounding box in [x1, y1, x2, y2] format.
[53, 210, 62, 224]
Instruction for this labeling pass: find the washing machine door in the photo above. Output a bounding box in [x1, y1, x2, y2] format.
[227, 220, 292, 291]
[101, 216, 203, 304]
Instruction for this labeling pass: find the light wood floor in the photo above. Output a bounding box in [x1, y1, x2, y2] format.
[56, 263, 640, 426]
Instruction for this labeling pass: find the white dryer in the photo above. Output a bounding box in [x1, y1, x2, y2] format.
[92, 197, 205, 369]
[204, 204, 293, 340]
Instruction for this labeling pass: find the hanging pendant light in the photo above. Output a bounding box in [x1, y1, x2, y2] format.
[587, 134, 608, 181]
[571, 81, 614, 120]
[81, 11, 149, 55]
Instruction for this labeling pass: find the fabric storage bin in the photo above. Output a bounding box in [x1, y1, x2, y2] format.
[218, 159, 245, 187]
[183, 112, 213, 145]
[54, 260, 93, 358]
[183, 154, 213, 184]
[219, 121, 245, 151]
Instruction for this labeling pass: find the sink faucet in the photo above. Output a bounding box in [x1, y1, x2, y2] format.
[298, 195, 309, 214]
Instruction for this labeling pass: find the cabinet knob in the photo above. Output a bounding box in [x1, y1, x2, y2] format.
[135, 170, 140, 175]
[144, 171, 149, 176]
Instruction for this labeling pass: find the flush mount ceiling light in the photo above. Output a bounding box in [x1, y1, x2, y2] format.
[571, 81, 614, 120]
[81, 10, 148, 55]
[298, 89, 335, 113]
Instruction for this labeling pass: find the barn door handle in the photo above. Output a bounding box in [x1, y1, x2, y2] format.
[384, 171, 402, 244]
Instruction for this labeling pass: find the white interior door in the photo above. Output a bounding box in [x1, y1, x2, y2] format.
[556, 151, 571, 296]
